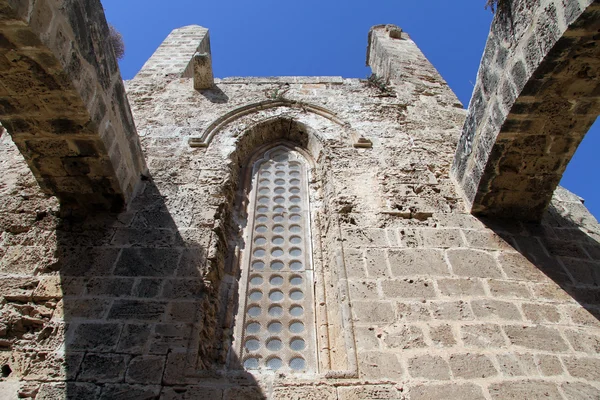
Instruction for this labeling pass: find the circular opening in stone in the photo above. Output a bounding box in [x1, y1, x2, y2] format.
[289, 321, 304, 333]
[269, 275, 284, 286]
[268, 321, 282, 333]
[247, 305, 261, 317]
[266, 338, 283, 351]
[289, 305, 304, 317]
[250, 275, 263, 285]
[290, 171, 300, 177]
[271, 248, 284, 257]
[260, 173, 270, 178]
[290, 337, 306, 351]
[257, 205, 268, 213]
[274, 179, 285, 185]
[274, 206, 285, 213]
[290, 214, 301, 222]
[258, 196, 269, 204]
[289, 357, 305, 371]
[270, 261, 284, 270]
[290, 261, 303, 270]
[272, 236, 284, 245]
[255, 225, 267, 233]
[289, 289, 304, 301]
[259, 188, 270, 195]
[273, 214, 284, 222]
[273, 225, 284, 233]
[290, 275, 303, 285]
[269, 290, 284, 302]
[252, 261, 265, 270]
[243, 357, 259, 369]
[275, 171, 285, 177]
[246, 322, 261, 334]
[274, 187, 285, 194]
[266, 357, 282, 370]
[290, 196, 301, 204]
[268, 305, 283, 317]
[274, 196, 285, 204]
[256, 215, 268, 223]
[254, 237, 267, 246]
[244, 338, 260, 351]
[290, 236, 302, 244]
[289, 162, 300, 170]
[289, 206, 301, 212]
[275, 164, 285, 170]
[253, 248, 266, 257]
[289, 248, 302, 257]
[249, 290, 263, 301]
[290, 178, 301, 185]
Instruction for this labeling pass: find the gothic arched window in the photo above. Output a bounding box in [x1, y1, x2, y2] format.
[235, 145, 317, 373]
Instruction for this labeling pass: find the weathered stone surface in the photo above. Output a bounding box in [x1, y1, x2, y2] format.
[488, 380, 562, 400]
[408, 354, 450, 380]
[448, 353, 497, 379]
[409, 383, 485, 400]
[0, 9, 599, 400]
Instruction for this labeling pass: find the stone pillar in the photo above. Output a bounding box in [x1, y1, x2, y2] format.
[193, 52, 214, 90]
[0, 0, 147, 212]
[452, 0, 600, 221]
[133, 25, 211, 83]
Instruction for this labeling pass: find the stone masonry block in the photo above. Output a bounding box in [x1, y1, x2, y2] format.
[471, 299, 522, 321]
[160, 386, 223, 400]
[409, 383, 485, 400]
[79, 353, 129, 383]
[521, 303, 561, 323]
[429, 324, 457, 347]
[99, 384, 161, 400]
[448, 353, 497, 379]
[418, 228, 464, 248]
[563, 356, 600, 381]
[487, 279, 531, 299]
[359, 350, 404, 380]
[383, 325, 427, 350]
[107, 300, 167, 321]
[381, 279, 436, 299]
[352, 301, 395, 324]
[68, 323, 122, 351]
[338, 386, 404, 400]
[408, 354, 451, 380]
[271, 385, 337, 400]
[388, 248, 449, 276]
[430, 301, 474, 320]
[461, 324, 507, 348]
[364, 248, 390, 277]
[447, 249, 503, 278]
[503, 325, 568, 352]
[560, 382, 600, 400]
[436, 278, 485, 297]
[488, 380, 562, 400]
[536, 354, 564, 376]
[125, 355, 166, 384]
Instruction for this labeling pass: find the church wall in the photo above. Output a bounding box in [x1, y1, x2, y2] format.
[0, 23, 598, 400]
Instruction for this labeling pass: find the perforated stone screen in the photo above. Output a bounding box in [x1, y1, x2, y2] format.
[236, 146, 317, 374]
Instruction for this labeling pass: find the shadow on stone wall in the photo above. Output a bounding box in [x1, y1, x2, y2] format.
[43, 177, 265, 399]
[481, 201, 600, 324]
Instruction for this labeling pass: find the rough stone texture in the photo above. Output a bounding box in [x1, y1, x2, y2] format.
[452, 0, 600, 220]
[0, 14, 599, 400]
[0, 0, 146, 211]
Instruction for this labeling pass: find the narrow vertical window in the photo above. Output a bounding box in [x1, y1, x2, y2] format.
[236, 145, 316, 373]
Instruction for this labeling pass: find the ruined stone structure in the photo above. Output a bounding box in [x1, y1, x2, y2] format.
[0, 0, 599, 399]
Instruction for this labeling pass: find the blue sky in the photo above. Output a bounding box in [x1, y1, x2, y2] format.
[100, 0, 599, 220]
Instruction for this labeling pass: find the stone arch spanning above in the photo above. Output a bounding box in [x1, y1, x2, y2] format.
[188, 99, 372, 149]
[451, 0, 600, 221]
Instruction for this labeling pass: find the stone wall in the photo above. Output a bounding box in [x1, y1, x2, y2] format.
[0, 22, 599, 400]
